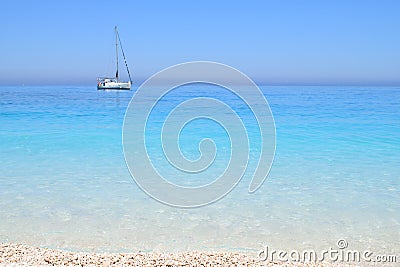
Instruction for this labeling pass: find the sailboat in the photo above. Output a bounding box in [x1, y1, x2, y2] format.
[97, 26, 132, 90]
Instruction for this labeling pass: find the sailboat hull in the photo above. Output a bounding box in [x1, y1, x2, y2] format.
[97, 81, 131, 90]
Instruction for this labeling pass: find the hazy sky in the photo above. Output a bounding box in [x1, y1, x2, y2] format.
[1, 0, 399, 85]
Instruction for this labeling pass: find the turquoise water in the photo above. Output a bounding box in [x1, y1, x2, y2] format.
[0, 85, 399, 254]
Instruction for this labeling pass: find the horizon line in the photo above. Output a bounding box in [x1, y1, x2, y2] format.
[1, 83, 400, 87]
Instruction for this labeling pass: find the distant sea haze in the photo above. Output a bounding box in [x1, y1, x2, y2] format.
[0, 85, 399, 253]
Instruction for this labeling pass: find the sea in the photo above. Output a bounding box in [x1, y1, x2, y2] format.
[0, 85, 399, 255]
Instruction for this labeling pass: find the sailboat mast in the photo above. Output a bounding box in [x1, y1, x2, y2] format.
[116, 29, 133, 83]
[115, 26, 119, 81]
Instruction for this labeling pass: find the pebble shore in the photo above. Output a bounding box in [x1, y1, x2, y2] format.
[0, 243, 349, 266]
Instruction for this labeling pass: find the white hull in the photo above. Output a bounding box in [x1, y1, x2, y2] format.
[97, 80, 131, 90]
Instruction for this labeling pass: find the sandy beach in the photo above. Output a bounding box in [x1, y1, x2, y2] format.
[0, 243, 354, 267]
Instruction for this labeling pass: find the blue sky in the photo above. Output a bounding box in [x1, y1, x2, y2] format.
[1, 0, 399, 85]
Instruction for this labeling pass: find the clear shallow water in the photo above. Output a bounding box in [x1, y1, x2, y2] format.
[0, 85, 399, 254]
